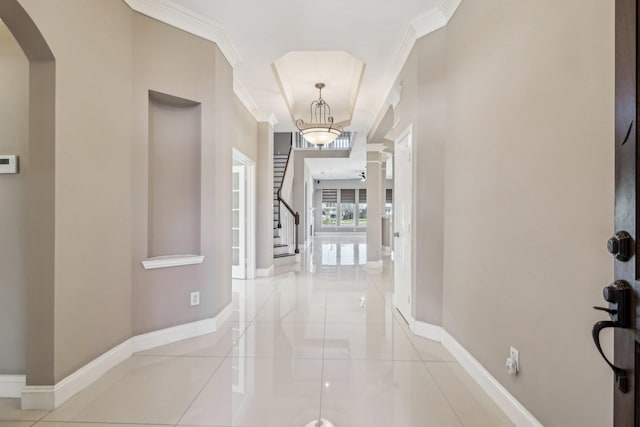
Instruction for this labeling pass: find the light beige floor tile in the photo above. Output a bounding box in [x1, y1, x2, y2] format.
[233, 322, 325, 359]
[325, 301, 395, 324]
[323, 322, 420, 361]
[43, 356, 223, 425]
[232, 280, 276, 305]
[410, 335, 456, 362]
[254, 297, 326, 323]
[137, 321, 245, 357]
[320, 360, 462, 427]
[37, 423, 169, 427]
[179, 357, 322, 427]
[227, 296, 263, 325]
[0, 422, 35, 427]
[0, 399, 47, 422]
[426, 362, 514, 427]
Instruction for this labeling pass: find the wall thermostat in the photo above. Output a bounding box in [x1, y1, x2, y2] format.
[0, 155, 18, 174]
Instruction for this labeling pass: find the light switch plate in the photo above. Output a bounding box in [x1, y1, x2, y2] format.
[0, 155, 18, 174]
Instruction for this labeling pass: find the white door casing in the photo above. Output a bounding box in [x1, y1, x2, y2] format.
[232, 149, 256, 279]
[232, 164, 246, 279]
[393, 126, 413, 322]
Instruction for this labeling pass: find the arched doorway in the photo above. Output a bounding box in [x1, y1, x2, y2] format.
[0, 0, 55, 395]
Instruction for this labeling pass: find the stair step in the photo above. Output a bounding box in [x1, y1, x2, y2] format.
[274, 253, 296, 258]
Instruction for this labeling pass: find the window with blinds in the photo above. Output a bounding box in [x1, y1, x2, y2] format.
[340, 189, 356, 203]
[322, 189, 337, 202]
[358, 189, 367, 225]
[321, 189, 337, 225]
[320, 188, 371, 227]
[340, 189, 355, 225]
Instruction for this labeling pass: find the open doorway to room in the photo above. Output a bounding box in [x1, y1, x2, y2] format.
[0, 17, 29, 397]
[232, 149, 256, 279]
[0, 0, 56, 400]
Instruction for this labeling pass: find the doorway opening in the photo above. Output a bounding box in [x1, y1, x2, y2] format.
[232, 149, 256, 279]
[0, 0, 56, 398]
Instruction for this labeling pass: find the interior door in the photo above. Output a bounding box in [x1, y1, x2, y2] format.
[594, 1, 640, 424]
[232, 165, 246, 279]
[394, 130, 412, 321]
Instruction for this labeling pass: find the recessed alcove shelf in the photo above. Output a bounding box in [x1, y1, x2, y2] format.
[147, 90, 202, 263]
[141, 254, 204, 270]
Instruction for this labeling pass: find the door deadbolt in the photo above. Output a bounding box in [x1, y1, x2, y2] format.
[607, 231, 633, 261]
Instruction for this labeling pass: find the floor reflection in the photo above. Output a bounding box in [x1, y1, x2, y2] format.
[8, 234, 513, 427]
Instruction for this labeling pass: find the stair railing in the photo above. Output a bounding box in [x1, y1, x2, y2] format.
[276, 145, 299, 254]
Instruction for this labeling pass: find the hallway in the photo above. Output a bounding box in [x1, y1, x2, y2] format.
[0, 235, 511, 427]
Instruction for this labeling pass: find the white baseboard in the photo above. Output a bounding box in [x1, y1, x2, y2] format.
[0, 375, 26, 398]
[440, 331, 544, 427]
[410, 320, 442, 342]
[132, 303, 231, 353]
[404, 321, 542, 427]
[256, 264, 274, 277]
[22, 339, 132, 410]
[22, 304, 232, 411]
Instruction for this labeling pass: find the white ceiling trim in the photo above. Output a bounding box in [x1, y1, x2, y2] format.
[268, 113, 279, 128]
[124, 0, 241, 66]
[365, 0, 462, 137]
[233, 74, 260, 117]
[126, 0, 274, 125]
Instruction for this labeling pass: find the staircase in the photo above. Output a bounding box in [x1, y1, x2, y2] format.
[273, 153, 297, 264]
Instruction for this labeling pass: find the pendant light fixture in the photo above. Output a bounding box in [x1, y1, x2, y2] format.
[296, 83, 343, 147]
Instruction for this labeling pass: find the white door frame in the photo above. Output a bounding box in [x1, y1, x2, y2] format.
[393, 125, 413, 322]
[232, 148, 256, 279]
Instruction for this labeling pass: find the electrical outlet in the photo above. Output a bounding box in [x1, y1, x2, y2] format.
[190, 291, 200, 306]
[506, 346, 519, 375]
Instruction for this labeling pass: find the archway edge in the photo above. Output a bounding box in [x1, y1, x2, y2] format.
[0, 0, 53, 62]
[0, 0, 56, 387]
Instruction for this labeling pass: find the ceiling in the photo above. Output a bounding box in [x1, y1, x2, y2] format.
[125, 0, 462, 179]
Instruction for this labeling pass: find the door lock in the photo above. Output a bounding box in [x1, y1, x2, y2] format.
[592, 280, 632, 393]
[607, 231, 633, 261]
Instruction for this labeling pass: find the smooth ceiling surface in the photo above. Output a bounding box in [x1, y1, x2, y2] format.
[170, 0, 444, 179]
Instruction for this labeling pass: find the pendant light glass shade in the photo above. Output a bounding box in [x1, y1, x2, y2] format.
[296, 83, 343, 147]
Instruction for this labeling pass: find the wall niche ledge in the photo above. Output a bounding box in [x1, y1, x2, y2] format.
[142, 254, 205, 270]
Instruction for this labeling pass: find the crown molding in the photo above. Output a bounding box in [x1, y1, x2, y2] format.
[233, 74, 279, 127]
[365, 0, 462, 137]
[438, 0, 464, 23]
[233, 74, 258, 112]
[268, 113, 279, 128]
[124, 0, 240, 66]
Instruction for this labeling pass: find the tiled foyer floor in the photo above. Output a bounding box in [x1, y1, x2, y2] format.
[0, 235, 513, 427]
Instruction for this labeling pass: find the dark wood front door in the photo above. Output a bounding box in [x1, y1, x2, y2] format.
[604, 1, 640, 425]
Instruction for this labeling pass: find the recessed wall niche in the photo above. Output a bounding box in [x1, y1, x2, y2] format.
[147, 90, 201, 259]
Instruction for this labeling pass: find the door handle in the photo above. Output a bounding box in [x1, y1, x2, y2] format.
[393, 232, 400, 238]
[591, 280, 632, 393]
[592, 320, 628, 392]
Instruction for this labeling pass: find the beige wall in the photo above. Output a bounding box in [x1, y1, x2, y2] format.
[131, 12, 236, 334]
[373, 0, 615, 425]
[385, 28, 447, 325]
[8, 0, 258, 384]
[0, 21, 28, 375]
[443, 1, 614, 425]
[233, 97, 258, 162]
[257, 122, 274, 269]
[19, 0, 134, 382]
